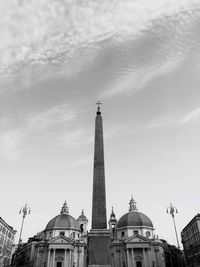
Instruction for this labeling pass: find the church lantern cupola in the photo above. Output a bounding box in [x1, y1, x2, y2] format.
[60, 200, 69, 214]
[129, 196, 138, 212]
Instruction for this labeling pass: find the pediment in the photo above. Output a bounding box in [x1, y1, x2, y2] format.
[49, 235, 73, 244]
[126, 234, 149, 243]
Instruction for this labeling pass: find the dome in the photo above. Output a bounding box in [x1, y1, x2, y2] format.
[45, 202, 80, 231]
[46, 213, 79, 231]
[117, 211, 153, 228]
[117, 197, 153, 228]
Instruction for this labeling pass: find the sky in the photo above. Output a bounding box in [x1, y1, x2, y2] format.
[0, 0, 200, 247]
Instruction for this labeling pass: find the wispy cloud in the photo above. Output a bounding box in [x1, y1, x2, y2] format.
[0, 129, 22, 161]
[145, 115, 178, 130]
[62, 129, 92, 148]
[102, 56, 184, 98]
[1, 0, 199, 76]
[101, 6, 200, 99]
[27, 105, 76, 130]
[145, 107, 200, 131]
[0, 99, 199, 162]
[0, 104, 78, 161]
[180, 107, 200, 124]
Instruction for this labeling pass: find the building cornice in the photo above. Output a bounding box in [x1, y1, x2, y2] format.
[0, 217, 16, 234]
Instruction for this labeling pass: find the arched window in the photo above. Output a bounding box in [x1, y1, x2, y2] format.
[70, 232, 75, 239]
[146, 231, 150, 238]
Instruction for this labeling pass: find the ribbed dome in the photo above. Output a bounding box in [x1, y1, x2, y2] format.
[117, 211, 153, 228]
[45, 202, 80, 231]
[46, 213, 79, 231]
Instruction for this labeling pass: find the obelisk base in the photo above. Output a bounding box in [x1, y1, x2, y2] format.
[88, 230, 111, 267]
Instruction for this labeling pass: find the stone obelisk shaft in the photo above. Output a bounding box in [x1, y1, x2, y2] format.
[92, 108, 107, 229]
[88, 105, 111, 267]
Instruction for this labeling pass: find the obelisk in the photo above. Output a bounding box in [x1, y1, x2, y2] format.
[88, 102, 111, 267]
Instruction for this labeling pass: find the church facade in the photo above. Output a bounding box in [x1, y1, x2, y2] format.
[109, 198, 165, 267]
[12, 202, 88, 267]
[12, 105, 166, 267]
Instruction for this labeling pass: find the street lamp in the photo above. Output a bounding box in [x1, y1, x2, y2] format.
[18, 203, 31, 246]
[166, 203, 180, 248]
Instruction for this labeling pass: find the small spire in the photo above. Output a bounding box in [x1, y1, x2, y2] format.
[109, 207, 117, 223]
[96, 100, 102, 115]
[129, 196, 138, 212]
[110, 207, 116, 219]
[60, 201, 69, 214]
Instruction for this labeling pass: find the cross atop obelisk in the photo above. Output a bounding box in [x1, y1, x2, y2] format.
[95, 100, 102, 115]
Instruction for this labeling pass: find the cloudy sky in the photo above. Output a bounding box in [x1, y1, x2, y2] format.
[1, 0, 200, 247]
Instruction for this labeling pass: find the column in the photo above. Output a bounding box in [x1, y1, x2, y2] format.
[36, 247, 40, 266]
[47, 249, 50, 267]
[69, 249, 73, 267]
[64, 249, 67, 267]
[70, 250, 74, 266]
[52, 249, 56, 267]
[147, 248, 151, 265]
[143, 248, 146, 267]
[132, 249, 135, 267]
[126, 249, 130, 267]
[77, 247, 80, 267]
[67, 250, 70, 267]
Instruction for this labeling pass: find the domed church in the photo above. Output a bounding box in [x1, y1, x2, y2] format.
[12, 202, 88, 267]
[109, 197, 165, 267]
[44, 201, 88, 267]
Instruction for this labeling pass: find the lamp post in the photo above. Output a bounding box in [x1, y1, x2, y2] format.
[166, 203, 180, 248]
[18, 203, 31, 246]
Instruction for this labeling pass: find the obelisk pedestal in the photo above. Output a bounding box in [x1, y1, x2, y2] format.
[88, 230, 111, 267]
